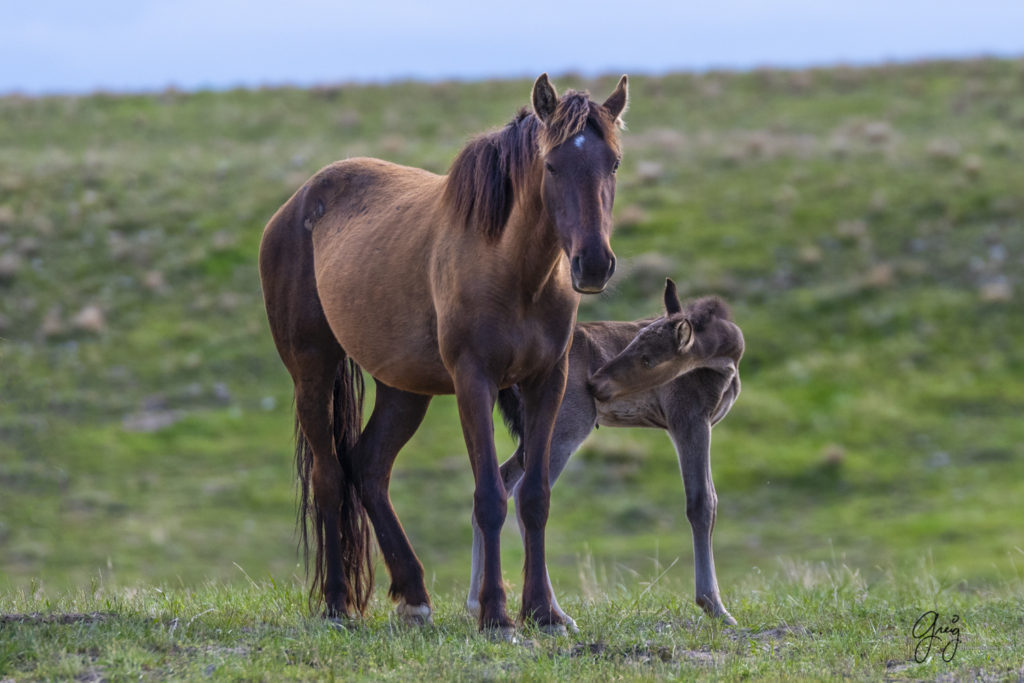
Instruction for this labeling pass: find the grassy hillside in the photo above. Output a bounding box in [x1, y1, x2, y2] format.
[2, 57, 1023, 628]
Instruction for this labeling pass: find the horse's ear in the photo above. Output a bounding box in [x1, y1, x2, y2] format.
[603, 74, 629, 124]
[676, 319, 694, 352]
[664, 278, 682, 315]
[532, 73, 558, 124]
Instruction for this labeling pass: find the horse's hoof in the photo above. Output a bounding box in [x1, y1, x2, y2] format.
[465, 599, 481, 619]
[395, 601, 433, 626]
[539, 622, 569, 637]
[720, 611, 738, 627]
[483, 625, 518, 643]
[561, 614, 580, 634]
[326, 616, 352, 631]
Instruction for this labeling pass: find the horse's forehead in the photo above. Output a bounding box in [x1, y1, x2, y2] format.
[550, 124, 612, 158]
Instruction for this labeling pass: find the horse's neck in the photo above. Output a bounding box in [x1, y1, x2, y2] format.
[502, 195, 566, 304]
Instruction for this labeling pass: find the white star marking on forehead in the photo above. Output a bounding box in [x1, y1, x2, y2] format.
[573, 134, 585, 149]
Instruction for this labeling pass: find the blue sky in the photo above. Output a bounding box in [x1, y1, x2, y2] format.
[3, 1, 1023, 94]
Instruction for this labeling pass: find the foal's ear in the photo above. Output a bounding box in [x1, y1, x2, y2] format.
[603, 74, 629, 124]
[664, 278, 683, 315]
[532, 73, 558, 124]
[676, 319, 694, 352]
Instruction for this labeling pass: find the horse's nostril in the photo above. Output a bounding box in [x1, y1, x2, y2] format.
[607, 256, 616, 278]
[571, 254, 582, 275]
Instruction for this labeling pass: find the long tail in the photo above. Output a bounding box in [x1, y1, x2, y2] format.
[294, 358, 374, 614]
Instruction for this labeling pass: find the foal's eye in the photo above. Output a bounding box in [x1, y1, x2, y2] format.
[640, 354, 650, 368]
[545, 161, 556, 175]
[612, 159, 620, 174]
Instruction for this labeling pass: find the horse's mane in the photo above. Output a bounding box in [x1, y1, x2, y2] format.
[443, 91, 622, 240]
[684, 296, 733, 331]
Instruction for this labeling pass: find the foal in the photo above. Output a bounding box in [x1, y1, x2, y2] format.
[468, 279, 743, 628]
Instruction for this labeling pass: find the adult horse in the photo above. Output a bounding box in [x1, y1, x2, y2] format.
[259, 74, 628, 635]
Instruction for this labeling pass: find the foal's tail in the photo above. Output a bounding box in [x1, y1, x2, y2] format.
[294, 358, 374, 615]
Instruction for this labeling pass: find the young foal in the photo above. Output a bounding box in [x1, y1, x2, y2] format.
[468, 279, 743, 628]
[260, 74, 628, 636]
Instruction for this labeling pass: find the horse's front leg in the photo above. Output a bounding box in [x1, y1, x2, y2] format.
[516, 355, 570, 634]
[468, 439, 580, 632]
[454, 369, 514, 636]
[669, 419, 737, 625]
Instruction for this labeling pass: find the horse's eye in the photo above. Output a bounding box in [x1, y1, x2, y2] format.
[545, 161, 556, 175]
[641, 354, 650, 368]
[612, 159, 620, 174]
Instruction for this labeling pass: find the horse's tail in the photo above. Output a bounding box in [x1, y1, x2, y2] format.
[294, 357, 374, 615]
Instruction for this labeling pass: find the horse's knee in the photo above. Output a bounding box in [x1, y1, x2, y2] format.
[473, 486, 507, 533]
[516, 476, 551, 531]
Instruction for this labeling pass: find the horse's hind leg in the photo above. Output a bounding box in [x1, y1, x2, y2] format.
[353, 381, 433, 624]
[292, 351, 353, 618]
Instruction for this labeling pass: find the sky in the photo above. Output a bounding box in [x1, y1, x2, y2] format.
[2, 0, 1023, 95]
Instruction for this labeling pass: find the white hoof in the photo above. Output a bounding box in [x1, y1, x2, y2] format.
[395, 601, 432, 626]
[465, 599, 481, 620]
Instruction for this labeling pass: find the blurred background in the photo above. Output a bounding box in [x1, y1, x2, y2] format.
[1, 2, 1022, 603]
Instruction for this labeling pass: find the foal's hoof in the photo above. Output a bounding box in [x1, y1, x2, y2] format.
[719, 611, 738, 627]
[559, 613, 580, 634]
[395, 601, 433, 626]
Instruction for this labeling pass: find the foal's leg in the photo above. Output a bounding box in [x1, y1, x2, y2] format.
[454, 368, 514, 635]
[668, 419, 737, 625]
[516, 357, 570, 633]
[354, 381, 433, 624]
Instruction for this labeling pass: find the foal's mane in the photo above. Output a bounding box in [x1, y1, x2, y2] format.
[443, 91, 622, 239]
[685, 297, 733, 332]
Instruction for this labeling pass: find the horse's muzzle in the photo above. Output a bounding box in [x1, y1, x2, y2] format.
[570, 250, 616, 294]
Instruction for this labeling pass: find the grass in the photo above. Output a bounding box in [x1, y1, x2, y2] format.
[2, 562, 1022, 680]
[2, 58, 1024, 677]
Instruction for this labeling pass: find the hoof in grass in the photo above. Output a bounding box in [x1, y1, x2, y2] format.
[484, 625, 518, 643]
[539, 622, 569, 637]
[395, 601, 433, 626]
[326, 616, 352, 631]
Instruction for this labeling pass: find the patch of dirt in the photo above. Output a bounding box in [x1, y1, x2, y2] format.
[0, 612, 113, 625]
[568, 641, 721, 666]
[726, 623, 811, 642]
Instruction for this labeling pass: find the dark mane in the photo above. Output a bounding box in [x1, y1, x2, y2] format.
[443, 91, 622, 240]
[443, 109, 539, 240]
[684, 296, 732, 331]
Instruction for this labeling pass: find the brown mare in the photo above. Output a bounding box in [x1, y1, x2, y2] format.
[259, 74, 628, 635]
[469, 280, 743, 628]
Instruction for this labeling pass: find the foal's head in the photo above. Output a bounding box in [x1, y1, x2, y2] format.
[589, 279, 744, 402]
[533, 74, 628, 293]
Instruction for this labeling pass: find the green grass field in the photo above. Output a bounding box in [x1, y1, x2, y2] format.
[2, 59, 1023, 678]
